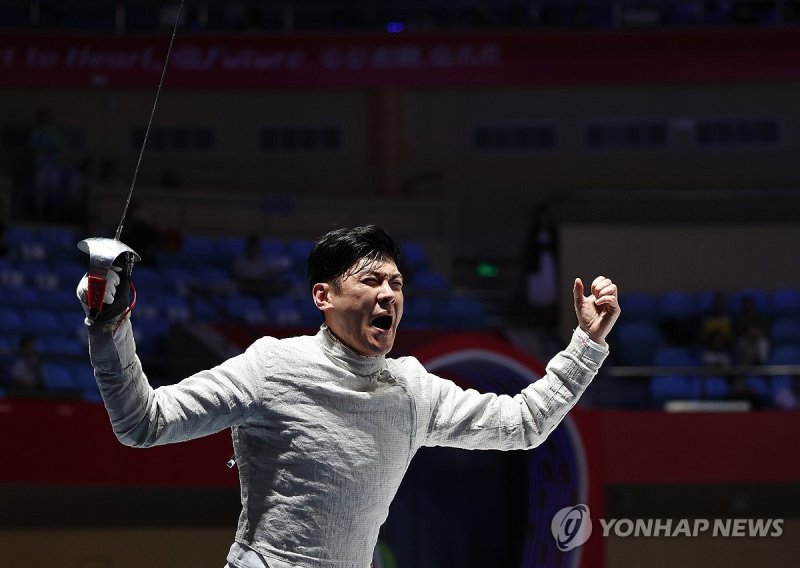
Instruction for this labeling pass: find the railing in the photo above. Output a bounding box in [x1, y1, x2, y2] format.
[5, 1, 799, 34]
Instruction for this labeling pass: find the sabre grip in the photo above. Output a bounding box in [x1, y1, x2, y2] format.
[90, 254, 134, 325]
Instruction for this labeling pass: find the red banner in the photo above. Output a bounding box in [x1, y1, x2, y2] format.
[1, 28, 800, 90]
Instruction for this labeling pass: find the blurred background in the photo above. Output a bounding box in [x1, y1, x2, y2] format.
[0, 1, 799, 566]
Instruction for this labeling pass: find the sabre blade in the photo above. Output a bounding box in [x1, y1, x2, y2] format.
[114, 0, 185, 240]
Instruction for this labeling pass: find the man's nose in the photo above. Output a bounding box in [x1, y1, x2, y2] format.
[377, 281, 397, 303]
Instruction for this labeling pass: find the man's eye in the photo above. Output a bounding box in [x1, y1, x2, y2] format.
[391, 281, 403, 289]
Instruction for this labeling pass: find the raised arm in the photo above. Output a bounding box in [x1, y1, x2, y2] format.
[419, 276, 620, 451]
[78, 269, 265, 448]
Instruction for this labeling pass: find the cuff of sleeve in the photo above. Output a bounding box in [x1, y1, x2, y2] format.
[569, 327, 610, 368]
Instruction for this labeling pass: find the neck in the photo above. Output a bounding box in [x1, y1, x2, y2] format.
[318, 324, 385, 377]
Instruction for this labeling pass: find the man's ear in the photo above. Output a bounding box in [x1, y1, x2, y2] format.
[312, 282, 333, 312]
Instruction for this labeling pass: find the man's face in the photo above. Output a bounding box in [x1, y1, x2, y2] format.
[315, 258, 404, 357]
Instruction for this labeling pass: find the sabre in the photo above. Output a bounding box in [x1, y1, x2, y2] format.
[77, 0, 185, 320]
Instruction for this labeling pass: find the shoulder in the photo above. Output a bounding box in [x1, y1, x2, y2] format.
[247, 333, 315, 354]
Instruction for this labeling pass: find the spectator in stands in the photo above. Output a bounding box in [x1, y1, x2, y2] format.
[774, 377, 798, 410]
[63, 156, 93, 227]
[732, 295, 770, 365]
[28, 108, 65, 220]
[77, 224, 620, 568]
[120, 201, 162, 267]
[9, 335, 45, 395]
[727, 375, 764, 410]
[735, 323, 770, 366]
[231, 234, 289, 297]
[734, 295, 769, 339]
[699, 291, 733, 364]
[0, 222, 10, 258]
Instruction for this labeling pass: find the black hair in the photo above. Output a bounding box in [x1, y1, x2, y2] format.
[307, 225, 401, 291]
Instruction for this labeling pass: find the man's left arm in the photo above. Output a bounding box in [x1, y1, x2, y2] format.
[419, 276, 620, 451]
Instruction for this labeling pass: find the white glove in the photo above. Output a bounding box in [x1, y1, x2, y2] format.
[76, 266, 122, 319]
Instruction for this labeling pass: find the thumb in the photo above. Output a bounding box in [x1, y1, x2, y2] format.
[573, 277, 584, 307]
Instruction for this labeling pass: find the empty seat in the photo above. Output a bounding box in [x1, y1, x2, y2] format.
[613, 321, 661, 366]
[411, 271, 448, 292]
[225, 295, 267, 324]
[286, 240, 315, 264]
[438, 296, 487, 329]
[618, 292, 658, 322]
[658, 291, 697, 319]
[770, 318, 800, 346]
[0, 307, 24, 332]
[400, 242, 428, 271]
[215, 237, 246, 259]
[4, 287, 40, 307]
[654, 346, 697, 367]
[38, 227, 76, 252]
[42, 363, 75, 391]
[37, 288, 76, 310]
[650, 376, 700, 405]
[23, 309, 61, 332]
[42, 335, 85, 357]
[182, 235, 216, 260]
[769, 289, 800, 318]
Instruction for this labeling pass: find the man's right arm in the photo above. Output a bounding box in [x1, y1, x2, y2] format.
[79, 271, 265, 448]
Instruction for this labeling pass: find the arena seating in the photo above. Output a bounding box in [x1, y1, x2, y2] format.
[0, 223, 488, 400]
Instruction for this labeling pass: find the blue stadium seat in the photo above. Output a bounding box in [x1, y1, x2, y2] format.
[403, 296, 435, 325]
[22, 309, 61, 333]
[191, 297, 222, 322]
[438, 296, 487, 329]
[0, 307, 24, 332]
[618, 292, 658, 322]
[38, 227, 76, 252]
[69, 362, 97, 392]
[650, 346, 700, 405]
[5, 226, 37, 250]
[769, 345, 800, 365]
[193, 267, 230, 287]
[182, 235, 215, 255]
[745, 376, 770, 398]
[770, 318, 800, 346]
[42, 363, 75, 391]
[728, 289, 769, 314]
[699, 376, 730, 399]
[4, 287, 40, 307]
[51, 261, 86, 285]
[159, 266, 195, 294]
[42, 335, 85, 357]
[287, 240, 315, 264]
[225, 295, 267, 324]
[400, 242, 428, 271]
[653, 346, 697, 367]
[267, 296, 302, 326]
[215, 237, 246, 259]
[261, 239, 288, 258]
[38, 288, 76, 311]
[411, 271, 448, 292]
[650, 376, 700, 405]
[658, 291, 697, 319]
[613, 321, 661, 366]
[152, 294, 191, 323]
[769, 289, 800, 318]
[0, 265, 24, 288]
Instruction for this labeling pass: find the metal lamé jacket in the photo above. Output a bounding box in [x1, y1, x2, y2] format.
[87, 318, 608, 568]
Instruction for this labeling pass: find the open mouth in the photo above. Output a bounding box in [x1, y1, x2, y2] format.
[371, 315, 393, 331]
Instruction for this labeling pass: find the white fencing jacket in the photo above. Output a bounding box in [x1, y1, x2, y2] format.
[88, 319, 608, 568]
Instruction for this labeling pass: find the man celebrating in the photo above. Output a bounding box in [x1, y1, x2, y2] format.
[77, 225, 620, 568]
